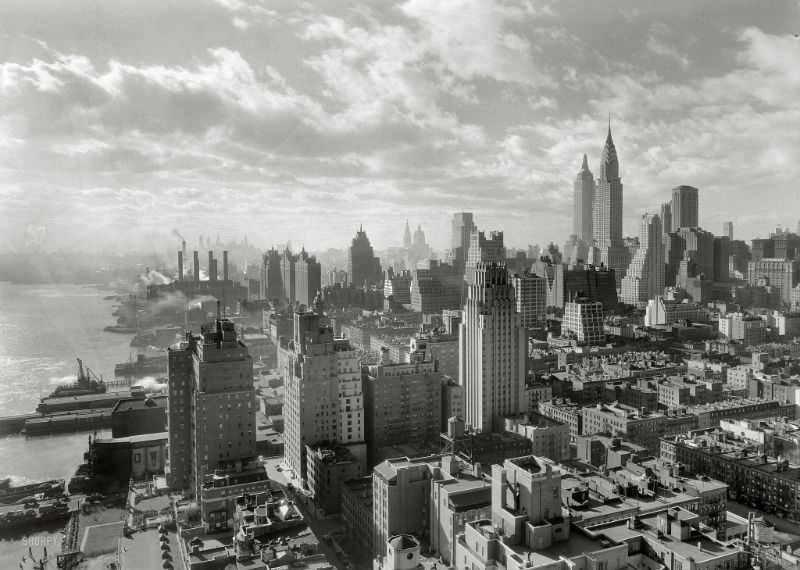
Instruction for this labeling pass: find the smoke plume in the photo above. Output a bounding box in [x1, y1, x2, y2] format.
[140, 269, 172, 286]
[136, 376, 168, 393]
[172, 229, 184, 241]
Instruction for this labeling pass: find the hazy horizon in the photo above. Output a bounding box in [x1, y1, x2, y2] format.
[2, 0, 799, 255]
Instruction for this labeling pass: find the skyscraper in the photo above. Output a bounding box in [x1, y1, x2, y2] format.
[281, 312, 365, 485]
[459, 263, 526, 433]
[167, 319, 265, 527]
[593, 121, 630, 281]
[511, 271, 547, 328]
[573, 153, 594, 242]
[722, 221, 733, 240]
[660, 202, 672, 237]
[450, 212, 476, 271]
[262, 248, 283, 301]
[464, 229, 505, 285]
[620, 214, 664, 305]
[402, 220, 412, 249]
[348, 226, 382, 287]
[671, 185, 699, 230]
[280, 248, 296, 305]
[294, 248, 322, 308]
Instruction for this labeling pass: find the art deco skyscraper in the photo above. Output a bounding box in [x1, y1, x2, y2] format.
[671, 185, 699, 230]
[593, 121, 630, 281]
[459, 263, 526, 433]
[347, 226, 382, 287]
[620, 214, 664, 305]
[573, 154, 594, 242]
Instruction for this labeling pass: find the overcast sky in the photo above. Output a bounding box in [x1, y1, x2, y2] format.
[1, 0, 799, 254]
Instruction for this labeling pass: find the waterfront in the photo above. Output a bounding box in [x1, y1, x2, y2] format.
[0, 282, 134, 568]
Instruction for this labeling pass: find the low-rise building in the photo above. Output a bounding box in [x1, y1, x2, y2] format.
[504, 413, 570, 461]
[306, 444, 365, 515]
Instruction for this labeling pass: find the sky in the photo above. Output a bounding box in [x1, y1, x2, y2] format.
[1, 0, 799, 255]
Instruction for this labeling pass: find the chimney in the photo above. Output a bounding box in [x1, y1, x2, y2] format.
[208, 251, 215, 282]
[223, 250, 229, 281]
[178, 250, 184, 282]
[194, 251, 200, 282]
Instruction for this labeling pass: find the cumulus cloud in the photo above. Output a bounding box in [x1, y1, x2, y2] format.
[0, 1, 798, 251]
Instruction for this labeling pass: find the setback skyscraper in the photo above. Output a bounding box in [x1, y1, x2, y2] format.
[593, 122, 630, 282]
[620, 214, 665, 305]
[348, 226, 382, 287]
[459, 263, 526, 433]
[573, 153, 594, 242]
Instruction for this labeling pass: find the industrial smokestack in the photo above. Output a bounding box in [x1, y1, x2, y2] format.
[178, 251, 184, 282]
[208, 251, 215, 282]
[223, 250, 229, 281]
[181, 240, 186, 271]
[193, 251, 200, 282]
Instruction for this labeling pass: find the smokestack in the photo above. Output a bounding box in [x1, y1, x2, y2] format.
[193, 251, 200, 282]
[178, 251, 184, 282]
[208, 251, 215, 282]
[223, 250, 229, 282]
[181, 240, 186, 270]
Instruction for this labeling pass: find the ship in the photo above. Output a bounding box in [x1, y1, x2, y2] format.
[0, 496, 75, 535]
[48, 358, 106, 399]
[114, 353, 168, 379]
[0, 478, 65, 505]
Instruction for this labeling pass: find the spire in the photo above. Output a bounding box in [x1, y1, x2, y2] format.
[600, 117, 619, 181]
[581, 153, 588, 170]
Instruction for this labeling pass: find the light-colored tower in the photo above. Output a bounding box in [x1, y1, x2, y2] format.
[593, 120, 629, 282]
[402, 220, 412, 249]
[459, 263, 526, 433]
[722, 221, 733, 240]
[621, 214, 665, 305]
[464, 230, 505, 285]
[282, 312, 364, 485]
[573, 154, 594, 242]
[671, 185, 699, 230]
[511, 271, 547, 328]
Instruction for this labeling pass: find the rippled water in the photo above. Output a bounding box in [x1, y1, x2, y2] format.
[0, 282, 135, 568]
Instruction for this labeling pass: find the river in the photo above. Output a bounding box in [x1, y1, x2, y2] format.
[0, 282, 139, 568]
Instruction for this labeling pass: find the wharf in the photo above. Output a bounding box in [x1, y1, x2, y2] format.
[23, 410, 113, 435]
[0, 413, 38, 435]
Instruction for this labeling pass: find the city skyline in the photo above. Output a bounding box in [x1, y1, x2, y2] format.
[1, 1, 799, 255]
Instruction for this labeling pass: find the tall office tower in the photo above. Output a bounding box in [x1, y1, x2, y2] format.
[593, 122, 629, 281]
[464, 230, 505, 285]
[166, 319, 262, 524]
[282, 312, 364, 485]
[348, 226, 383, 287]
[671, 185, 699, 230]
[450, 212, 476, 271]
[280, 248, 296, 306]
[511, 271, 547, 328]
[660, 202, 672, 238]
[723, 221, 734, 240]
[713, 236, 731, 282]
[294, 248, 322, 308]
[459, 263, 526, 434]
[412, 224, 429, 259]
[620, 214, 664, 305]
[402, 220, 412, 249]
[262, 248, 283, 301]
[563, 296, 605, 345]
[573, 154, 594, 242]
